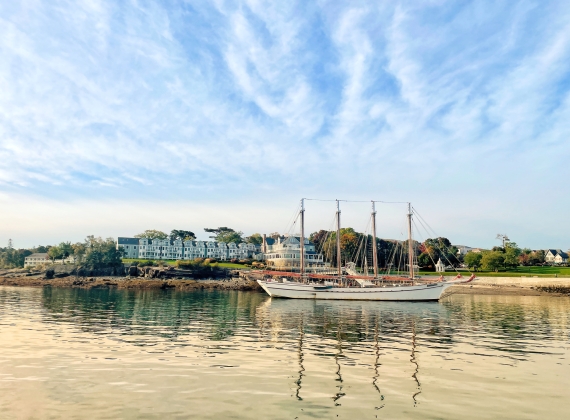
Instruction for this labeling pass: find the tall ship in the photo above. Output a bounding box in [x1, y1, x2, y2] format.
[257, 199, 475, 301]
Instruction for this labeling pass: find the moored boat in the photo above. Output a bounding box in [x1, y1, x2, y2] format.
[257, 199, 475, 301]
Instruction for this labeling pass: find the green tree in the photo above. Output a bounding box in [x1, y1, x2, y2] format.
[134, 230, 168, 240]
[309, 230, 329, 253]
[59, 242, 73, 260]
[245, 233, 263, 245]
[72, 242, 87, 264]
[204, 227, 243, 244]
[503, 242, 521, 268]
[421, 237, 459, 267]
[418, 252, 433, 269]
[170, 230, 196, 241]
[82, 236, 124, 269]
[0, 248, 32, 268]
[464, 252, 482, 271]
[481, 251, 504, 272]
[48, 245, 63, 262]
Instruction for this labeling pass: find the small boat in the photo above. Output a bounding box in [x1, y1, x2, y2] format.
[257, 199, 475, 301]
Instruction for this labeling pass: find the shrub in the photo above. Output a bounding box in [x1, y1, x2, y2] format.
[130, 260, 155, 267]
[230, 258, 240, 264]
[140, 260, 156, 267]
[194, 257, 205, 264]
[176, 260, 197, 269]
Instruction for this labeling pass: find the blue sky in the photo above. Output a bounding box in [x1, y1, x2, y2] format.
[0, 0, 569, 249]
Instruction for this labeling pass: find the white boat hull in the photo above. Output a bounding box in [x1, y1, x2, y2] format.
[257, 280, 456, 301]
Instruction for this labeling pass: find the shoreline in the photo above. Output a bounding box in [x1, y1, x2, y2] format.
[1, 275, 570, 297]
[0, 276, 260, 292]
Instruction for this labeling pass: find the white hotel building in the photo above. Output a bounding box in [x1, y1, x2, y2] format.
[117, 237, 261, 261]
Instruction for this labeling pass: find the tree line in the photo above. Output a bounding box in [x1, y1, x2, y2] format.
[134, 228, 263, 245]
[0, 236, 123, 270]
[463, 245, 549, 272]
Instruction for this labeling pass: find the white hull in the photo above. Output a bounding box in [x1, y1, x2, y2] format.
[257, 280, 456, 301]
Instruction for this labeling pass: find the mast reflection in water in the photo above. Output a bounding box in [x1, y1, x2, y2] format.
[0, 287, 569, 419]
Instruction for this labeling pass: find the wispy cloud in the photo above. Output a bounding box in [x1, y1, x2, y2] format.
[0, 0, 569, 248]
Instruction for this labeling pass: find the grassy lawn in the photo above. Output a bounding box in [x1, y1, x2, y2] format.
[122, 259, 177, 266]
[121, 259, 569, 277]
[216, 262, 251, 270]
[418, 266, 570, 278]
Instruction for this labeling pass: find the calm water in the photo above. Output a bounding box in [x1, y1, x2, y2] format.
[0, 287, 569, 419]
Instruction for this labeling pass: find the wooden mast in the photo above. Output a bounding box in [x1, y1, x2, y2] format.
[371, 201, 378, 279]
[407, 202, 414, 283]
[300, 198, 305, 281]
[336, 200, 342, 280]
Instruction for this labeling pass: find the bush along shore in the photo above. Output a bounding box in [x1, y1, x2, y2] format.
[0, 265, 261, 292]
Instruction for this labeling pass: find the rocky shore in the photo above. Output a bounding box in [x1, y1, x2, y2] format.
[0, 275, 261, 291]
[0, 266, 261, 291]
[1, 267, 569, 297]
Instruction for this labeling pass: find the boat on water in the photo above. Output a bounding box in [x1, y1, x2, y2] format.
[257, 199, 475, 301]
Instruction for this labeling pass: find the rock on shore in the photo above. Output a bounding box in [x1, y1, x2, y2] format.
[0, 267, 260, 291]
[0, 275, 261, 291]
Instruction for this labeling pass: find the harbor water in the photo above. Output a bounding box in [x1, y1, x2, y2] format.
[0, 286, 569, 419]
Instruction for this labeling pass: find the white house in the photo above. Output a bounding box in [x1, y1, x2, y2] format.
[117, 237, 261, 261]
[545, 249, 569, 264]
[455, 245, 478, 255]
[263, 235, 328, 272]
[117, 237, 140, 259]
[24, 253, 75, 267]
[24, 253, 50, 267]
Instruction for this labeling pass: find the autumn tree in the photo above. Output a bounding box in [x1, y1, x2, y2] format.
[421, 237, 458, 267]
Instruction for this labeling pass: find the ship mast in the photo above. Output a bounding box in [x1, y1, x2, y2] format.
[371, 201, 378, 279]
[407, 202, 414, 283]
[300, 198, 305, 281]
[336, 200, 342, 279]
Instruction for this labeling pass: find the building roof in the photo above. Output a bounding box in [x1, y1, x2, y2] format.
[26, 253, 48, 259]
[264, 237, 276, 245]
[556, 250, 569, 258]
[281, 236, 314, 246]
[546, 249, 569, 259]
[117, 237, 140, 245]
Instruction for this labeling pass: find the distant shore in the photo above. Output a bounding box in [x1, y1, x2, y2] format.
[1, 275, 570, 297]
